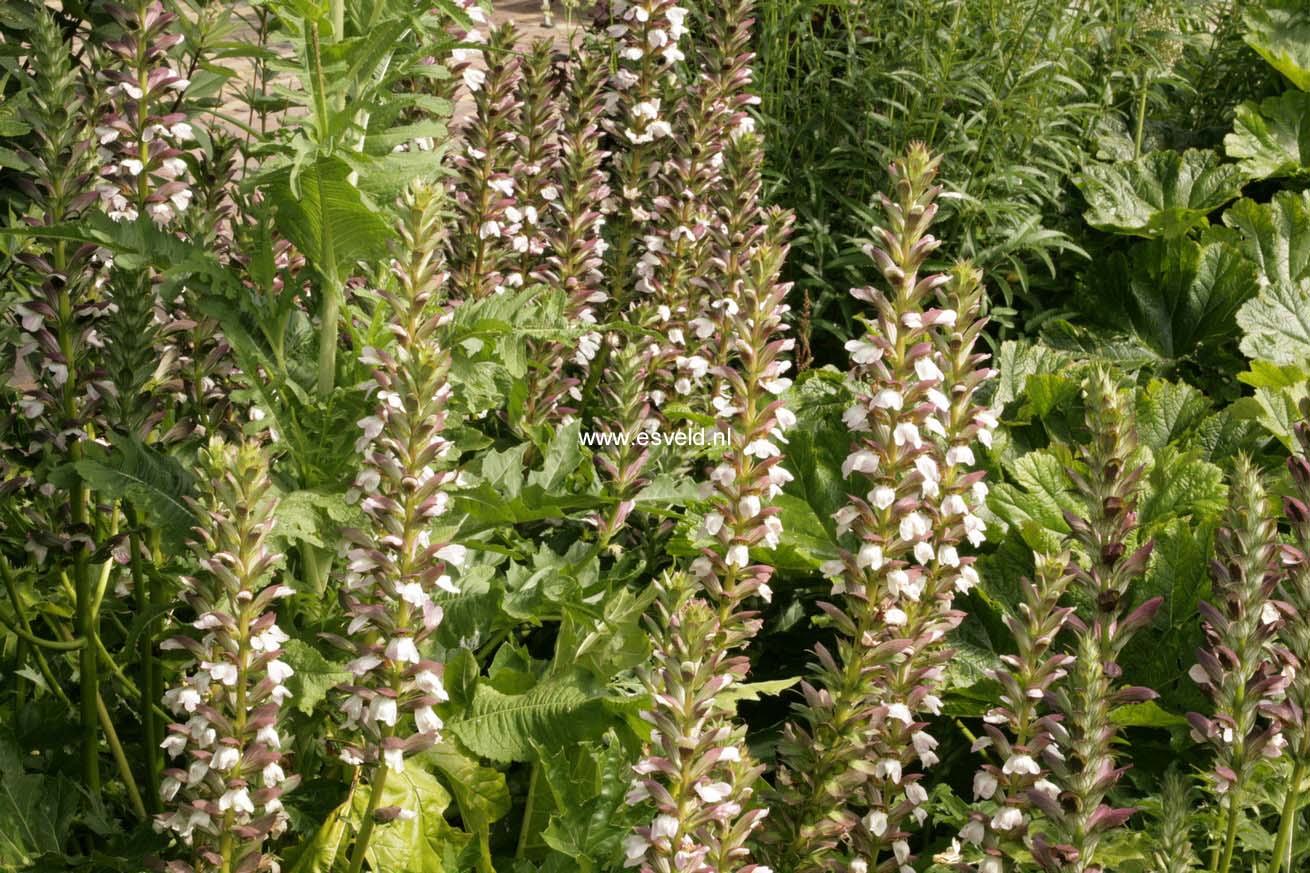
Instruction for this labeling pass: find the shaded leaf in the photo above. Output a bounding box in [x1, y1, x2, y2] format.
[1075, 149, 1246, 238]
[1244, 0, 1310, 91]
[1225, 91, 1310, 180]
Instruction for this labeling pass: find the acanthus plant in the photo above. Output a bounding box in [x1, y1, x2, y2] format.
[764, 144, 996, 873]
[1271, 411, 1310, 873]
[1024, 370, 1162, 873]
[330, 183, 466, 872]
[1187, 458, 1286, 873]
[156, 439, 296, 872]
[946, 551, 1076, 872]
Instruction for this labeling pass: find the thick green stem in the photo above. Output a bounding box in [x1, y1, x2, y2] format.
[75, 483, 100, 795]
[97, 691, 146, 820]
[317, 272, 341, 397]
[1270, 756, 1308, 873]
[130, 511, 161, 813]
[1215, 786, 1242, 873]
[347, 763, 391, 873]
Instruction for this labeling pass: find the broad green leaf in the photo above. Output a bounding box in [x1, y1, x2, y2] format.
[1226, 191, 1310, 365]
[1225, 91, 1310, 180]
[1106, 234, 1258, 360]
[1075, 149, 1247, 238]
[283, 797, 351, 873]
[990, 340, 1076, 408]
[1233, 363, 1310, 447]
[768, 493, 841, 572]
[1110, 701, 1188, 729]
[1137, 446, 1227, 531]
[713, 676, 801, 713]
[1134, 379, 1211, 450]
[1224, 191, 1310, 290]
[351, 765, 469, 873]
[424, 742, 509, 873]
[1244, 0, 1310, 91]
[535, 735, 636, 870]
[73, 434, 196, 546]
[0, 737, 79, 868]
[281, 638, 351, 716]
[1236, 277, 1310, 366]
[446, 672, 614, 764]
[261, 155, 391, 278]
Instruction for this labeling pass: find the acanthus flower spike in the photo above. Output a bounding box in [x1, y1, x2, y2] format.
[155, 440, 297, 873]
[1270, 409, 1310, 872]
[331, 183, 465, 871]
[1028, 369, 1162, 873]
[1187, 457, 1286, 872]
[955, 552, 1076, 869]
[764, 144, 996, 873]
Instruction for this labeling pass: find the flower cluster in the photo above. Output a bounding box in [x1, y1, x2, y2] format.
[1187, 457, 1286, 854]
[1027, 370, 1161, 872]
[1272, 414, 1310, 869]
[765, 145, 995, 873]
[155, 440, 295, 872]
[949, 552, 1076, 869]
[94, 0, 195, 226]
[625, 573, 771, 873]
[331, 183, 463, 824]
[449, 23, 525, 301]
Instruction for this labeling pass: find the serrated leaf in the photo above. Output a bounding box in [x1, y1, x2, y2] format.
[446, 672, 613, 764]
[534, 735, 636, 868]
[1236, 277, 1310, 366]
[73, 434, 196, 545]
[1225, 91, 1310, 180]
[1075, 149, 1247, 238]
[0, 737, 79, 867]
[350, 765, 468, 873]
[1134, 379, 1211, 450]
[281, 638, 351, 716]
[1244, 0, 1310, 91]
[1097, 234, 1258, 360]
[1137, 446, 1227, 531]
[261, 155, 391, 278]
[713, 676, 801, 713]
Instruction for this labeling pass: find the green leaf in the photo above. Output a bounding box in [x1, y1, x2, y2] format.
[261, 155, 391, 278]
[1244, 0, 1310, 91]
[713, 676, 801, 713]
[446, 672, 615, 764]
[283, 797, 351, 873]
[990, 340, 1077, 408]
[1097, 234, 1258, 360]
[1225, 91, 1310, 180]
[281, 638, 351, 716]
[73, 434, 196, 546]
[0, 737, 79, 868]
[351, 765, 469, 873]
[1236, 277, 1310, 366]
[1134, 379, 1211, 450]
[1137, 446, 1227, 531]
[535, 735, 636, 869]
[1223, 191, 1310, 366]
[424, 742, 509, 872]
[1232, 363, 1310, 448]
[1075, 149, 1247, 239]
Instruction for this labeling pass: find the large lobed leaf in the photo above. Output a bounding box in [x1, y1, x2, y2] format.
[0, 737, 80, 868]
[446, 672, 616, 764]
[1097, 233, 1258, 361]
[1225, 91, 1310, 180]
[1244, 0, 1310, 91]
[1075, 149, 1246, 238]
[1227, 192, 1310, 365]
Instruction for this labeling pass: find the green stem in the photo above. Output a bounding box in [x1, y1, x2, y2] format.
[516, 762, 539, 858]
[1270, 755, 1308, 873]
[130, 511, 161, 813]
[97, 691, 146, 820]
[347, 763, 391, 873]
[317, 267, 341, 397]
[1215, 786, 1242, 873]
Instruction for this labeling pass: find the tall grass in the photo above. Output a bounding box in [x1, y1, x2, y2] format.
[752, 0, 1215, 357]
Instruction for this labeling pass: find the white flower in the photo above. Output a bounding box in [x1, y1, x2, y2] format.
[384, 745, 406, 772]
[857, 542, 884, 571]
[842, 450, 879, 478]
[845, 338, 883, 365]
[914, 357, 944, 382]
[369, 696, 398, 727]
[991, 806, 1024, 831]
[973, 770, 998, 799]
[1003, 753, 1040, 776]
[219, 786, 255, 815]
[863, 810, 888, 837]
[695, 781, 732, 803]
[893, 422, 922, 448]
[211, 745, 240, 772]
[651, 814, 679, 840]
[416, 705, 443, 734]
[873, 389, 904, 410]
[623, 833, 649, 865]
[871, 486, 897, 510]
[961, 818, 986, 845]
